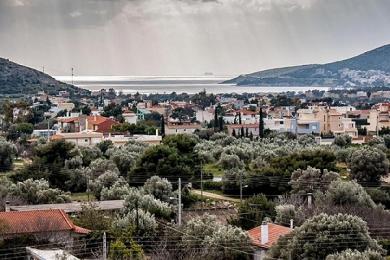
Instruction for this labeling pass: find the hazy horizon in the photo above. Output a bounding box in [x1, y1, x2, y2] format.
[1, 0, 390, 77]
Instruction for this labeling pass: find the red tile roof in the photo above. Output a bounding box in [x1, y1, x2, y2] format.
[87, 115, 113, 125]
[247, 223, 292, 249]
[0, 209, 90, 236]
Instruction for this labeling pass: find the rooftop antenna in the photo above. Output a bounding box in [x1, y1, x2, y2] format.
[71, 67, 74, 85]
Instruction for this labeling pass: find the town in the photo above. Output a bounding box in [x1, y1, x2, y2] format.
[0, 86, 390, 259]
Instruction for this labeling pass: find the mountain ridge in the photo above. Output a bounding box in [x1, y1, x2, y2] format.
[224, 44, 390, 88]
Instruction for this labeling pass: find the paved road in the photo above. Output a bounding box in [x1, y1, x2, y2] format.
[192, 189, 240, 203]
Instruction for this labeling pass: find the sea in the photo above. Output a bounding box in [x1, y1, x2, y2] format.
[54, 75, 330, 95]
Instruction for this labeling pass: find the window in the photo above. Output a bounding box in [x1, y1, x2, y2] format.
[85, 139, 88, 142]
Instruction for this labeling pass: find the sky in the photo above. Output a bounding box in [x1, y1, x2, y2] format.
[0, 0, 390, 76]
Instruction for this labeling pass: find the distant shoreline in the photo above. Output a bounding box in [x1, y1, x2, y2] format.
[55, 75, 329, 95]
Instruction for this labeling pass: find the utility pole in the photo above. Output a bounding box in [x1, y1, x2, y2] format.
[239, 170, 243, 204]
[178, 178, 182, 226]
[200, 160, 203, 211]
[71, 67, 74, 85]
[135, 199, 139, 233]
[102, 232, 107, 260]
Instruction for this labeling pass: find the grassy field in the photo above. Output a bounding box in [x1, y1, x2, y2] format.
[203, 163, 224, 177]
[71, 192, 96, 202]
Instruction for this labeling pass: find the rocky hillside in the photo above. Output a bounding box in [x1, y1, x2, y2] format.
[0, 58, 89, 96]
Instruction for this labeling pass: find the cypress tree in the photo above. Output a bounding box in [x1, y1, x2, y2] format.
[232, 129, 236, 137]
[219, 116, 224, 132]
[214, 105, 219, 130]
[160, 115, 165, 137]
[259, 107, 264, 138]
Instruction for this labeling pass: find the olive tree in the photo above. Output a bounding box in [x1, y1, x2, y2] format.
[89, 170, 125, 199]
[9, 178, 71, 204]
[123, 188, 172, 219]
[289, 166, 339, 195]
[275, 204, 304, 227]
[266, 213, 383, 260]
[89, 158, 119, 178]
[112, 208, 158, 237]
[333, 135, 352, 147]
[143, 176, 173, 203]
[218, 153, 244, 170]
[321, 180, 376, 209]
[325, 249, 384, 260]
[0, 138, 17, 172]
[100, 182, 132, 200]
[348, 147, 389, 184]
[181, 214, 252, 259]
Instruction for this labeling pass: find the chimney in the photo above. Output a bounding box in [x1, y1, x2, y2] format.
[307, 193, 313, 209]
[85, 117, 89, 132]
[290, 219, 294, 229]
[260, 221, 269, 245]
[5, 201, 10, 212]
[156, 129, 159, 136]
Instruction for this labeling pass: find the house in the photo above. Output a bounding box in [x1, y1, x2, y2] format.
[264, 117, 296, 133]
[106, 134, 162, 146]
[227, 124, 259, 137]
[0, 209, 89, 242]
[196, 108, 214, 124]
[122, 112, 138, 124]
[57, 115, 117, 134]
[50, 132, 103, 146]
[137, 108, 151, 120]
[164, 122, 202, 135]
[86, 115, 117, 134]
[297, 106, 358, 137]
[248, 222, 292, 260]
[32, 129, 57, 139]
[57, 102, 75, 112]
[367, 103, 390, 134]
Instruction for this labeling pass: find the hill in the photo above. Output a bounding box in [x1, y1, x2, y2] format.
[0, 58, 90, 96]
[224, 44, 390, 88]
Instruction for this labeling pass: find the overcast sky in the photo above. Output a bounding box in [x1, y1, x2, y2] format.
[0, 0, 389, 76]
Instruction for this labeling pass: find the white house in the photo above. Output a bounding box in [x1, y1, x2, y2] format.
[123, 112, 138, 124]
